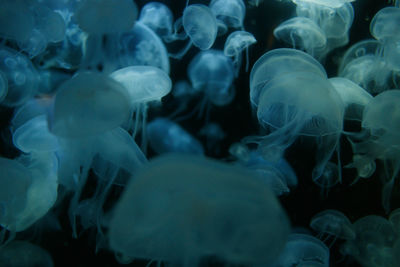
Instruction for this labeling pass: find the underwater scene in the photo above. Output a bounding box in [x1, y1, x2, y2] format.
[0, 0, 400, 266]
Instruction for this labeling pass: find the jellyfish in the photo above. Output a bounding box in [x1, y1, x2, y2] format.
[110, 66, 172, 147]
[209, 0, 246, 34]
[341, 215, 397, 267]
[250, 70, 344, 182]
[338, 39, 392, 94]
[273, 17, 327, 58]
[224, 30, 257, 75]
[138, 2, 174, 40]
[310, 209, 355, 245]
[370, 7, 400, 71]
[171, 4, 217, 59]
[199, 122, 226, 154]
[389, 208, 400, 234]
[146, 118, 204, 155]
[291, 0, 355, 8]
[249, 48, 327, 108]
[0, 46, 39, 107]
[348, 90, 400, 212]
[273, 233, 330, 267]
[185, 50, 235, 119]
[109, 154, 290, 266]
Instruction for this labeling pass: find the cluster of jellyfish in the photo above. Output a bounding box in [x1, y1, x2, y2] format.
[0, 0, 400, 266]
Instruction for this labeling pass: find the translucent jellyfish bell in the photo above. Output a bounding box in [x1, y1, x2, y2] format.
[76, 0, 137, 35]
[310, 209, 355, 242]
[224, 31, 256, 74]
[209, 0, 246, 31]
[188, 50, 235, 107]
[273, 17, 327, 58]
[109, 154, 290, 266]
[117, 22, 170, 74]
[138, 2, 174, 39]
[0, 46, 39, 107]
[183, 4, 218, 50]
[49, 72, 131, 138]
[274, 233, 330, 267]
[329, 77, 373, 121]
[338, 39, 391, 94]
[147, 118, 205, 155]
[249, 48, 327, 107]
[255, 71, 344, 180]
[370, 7, 400, 43]
[0, 0, 34, 43]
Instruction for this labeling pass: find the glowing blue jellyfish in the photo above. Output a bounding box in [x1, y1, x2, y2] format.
[109, 154, 290, 266]
[291, 0, 355, 8]
[147, 118, 204, 155]
[338, 39, 392, 94]
[209, 0, 246, 34]
[0, 46, 39, 107]
[273, 17, 327, 58]
[224, 30, 257, 75]
[138, 2, 174, 40]
[187, 50, 235, 117]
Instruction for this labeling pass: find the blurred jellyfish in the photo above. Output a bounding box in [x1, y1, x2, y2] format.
[310, 209, 355, 245]
[0, 46, 39, 107]
[273, 17, 327, 58]
[186, 50, 235, 119]
[109, 154, 290, 266]
[291, 0, 354, 8]
[224, 30, 257, 75]
[147, 118, 204, 155]
[273, 233, 330, 267]
[138, 2, 174, 40]
[199, 122, 226, 155]
[0, 241, 54, 267]
[209, 0, 246, 34]
[338, 39, 392, 94]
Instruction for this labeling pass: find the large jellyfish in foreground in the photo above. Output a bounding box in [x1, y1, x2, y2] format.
[109, 154, 290, 266]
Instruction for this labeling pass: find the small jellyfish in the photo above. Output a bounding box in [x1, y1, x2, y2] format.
[147, 118, 204, 155]
[187, 50, 235, 118]
[0, 46, 39, 107]
[291, 0, 355, 8]
[182, 4, 218, 51]
[49, 72, 131, 138]
[224, 31, 257, 75]
[273, 233, 330, 267]
[338, 39, 392, 94]
[310, 209, 355, 245]
[109, 154, 290, 266]
[138, 2, 174, 40]
[110, 66, 172, 146]
[209, 0, 246, 34]
[273, 17, 327, 58]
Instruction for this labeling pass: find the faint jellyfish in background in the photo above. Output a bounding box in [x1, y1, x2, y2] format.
[199, 122, 225, 155]
[341, 215, 397, 267]
[75, 0, 138, 71]
[169, 4, 217, 59]
[116, 21, 170, 74]
[370, 7, 400, 72]
[273, 17, 327, 59]
[186, 50, 235, 120]
[348, 90, 400, 212]
[110, 66, 172, 149]
[389, 208, 400, 235]
[310, 209, 355, 246]
[109, 154, 290, 266]
[147, 118, 205, 155]
[209, 0, 246, 35]
[224, 30, 257, 75]
[0, 46, 39, 107]
[291, 0, 355, 9]
[272, 233, 330, 267]
[313, 161, 341, 197]
[338, 39, 392, 94]
[138, 2, 174, 41]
